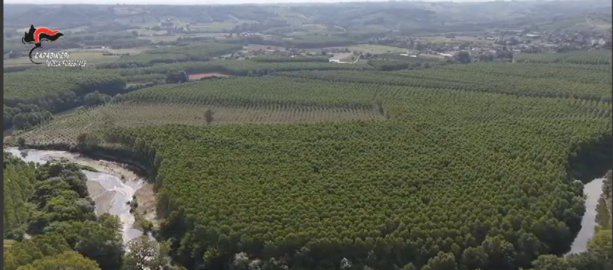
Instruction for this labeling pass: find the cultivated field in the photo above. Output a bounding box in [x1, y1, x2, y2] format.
[419, 35, 494, 44]
[243, 44, 287, 52]
[17, 101, 386, 145]
[188, 72, 231, 80]
[347, 44, 412, 54]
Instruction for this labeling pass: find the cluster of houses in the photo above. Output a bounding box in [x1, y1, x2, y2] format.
[363, 27, 612, 61]
[487, 29, 612, 49]
[103, 52, 131, 57]
[224, 32, 258, 38]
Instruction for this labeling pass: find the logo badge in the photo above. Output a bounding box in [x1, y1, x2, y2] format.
[22, 25, 64, 64]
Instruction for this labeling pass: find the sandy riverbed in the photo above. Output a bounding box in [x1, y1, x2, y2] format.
[5, 147, 157, 244]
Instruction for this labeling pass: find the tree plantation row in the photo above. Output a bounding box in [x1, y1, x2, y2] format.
[439, 63, 612, 85]
[111, 60, 373, 76]
[2, 60, 373, 132]
[3, 60, 372, 106]
[16, 74, 612, 147]
[513, 50, 612, 65]
[274, 68, 612, 101]
[84, 109, 610, 270]
[12, 71, 607, 270]
[3, 69, 126, 105]
[5, 52, 610, 134]
[17, 101, 384, 144]
[4, 48, 610, 112]
[8, 48, 613, 270]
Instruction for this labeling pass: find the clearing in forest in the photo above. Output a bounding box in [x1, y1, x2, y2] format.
[17, 101, 385, 145]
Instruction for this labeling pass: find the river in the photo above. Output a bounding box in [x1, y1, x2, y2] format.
[566, 177, 606, 255]
[5, 147, 147, 244]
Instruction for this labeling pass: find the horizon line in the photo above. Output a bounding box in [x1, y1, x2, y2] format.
[3, 0, 572, 5]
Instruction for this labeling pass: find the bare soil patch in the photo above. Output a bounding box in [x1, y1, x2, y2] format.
[134, 182, 158, 227]
[188, 72, 231, 80]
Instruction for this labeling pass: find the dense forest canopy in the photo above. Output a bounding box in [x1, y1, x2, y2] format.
[24, 67, 610, 270]
[2, 156, 124, 270]
[3, 1, 612, 270]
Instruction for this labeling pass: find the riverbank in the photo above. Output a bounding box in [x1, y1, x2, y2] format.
[4, 147, 157, 244]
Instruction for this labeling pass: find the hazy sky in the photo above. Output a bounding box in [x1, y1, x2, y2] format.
[4, 0, 495, 5]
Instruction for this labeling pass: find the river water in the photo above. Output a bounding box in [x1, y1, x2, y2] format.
[5, 147, 146, 244]
[566, 177, 605, 255]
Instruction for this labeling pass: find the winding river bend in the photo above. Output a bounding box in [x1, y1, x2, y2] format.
[5, 147, 147, 244]
[566, 177, 605, 255]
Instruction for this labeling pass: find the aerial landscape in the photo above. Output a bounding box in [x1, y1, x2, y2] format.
[2, 0, 612, 269]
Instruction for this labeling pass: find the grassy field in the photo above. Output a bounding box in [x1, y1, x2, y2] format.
[136, 29, 167, 36]
[417, 53, 448, 60]
[189, 22, 238, 32]
[348, 44, 412, 54]
[139, 35, 180, 43]
[329, 52, 355, 61]
[65, 47, 148, 54]
[418, 35, 494, 44]
[139, 32, 230, 43]
[243, 44, 287, 52]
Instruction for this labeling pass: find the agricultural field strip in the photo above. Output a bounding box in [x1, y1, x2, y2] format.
[18, 101, 385, 145]
[3, 60, 372, 106]
[19, 75, 611, 146]
[273, 66, 612, 101]
[514, 50, 612, 65]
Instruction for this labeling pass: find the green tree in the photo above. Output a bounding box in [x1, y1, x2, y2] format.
[481, 236, 515, 270]
[3, 234, 72, 270]
[424, 252, 457, 270]
[17, 137, 26, 148]
[122, 236, 173, 270]
[566, 252, 611, 270]
[455, 51, 472, 64]
[532, 255, 576, 270]
[461, 246, 488, 270]
[587, 229, 612, 260]
[83, 91, 111, 107]
[402, 263, 416, 270]
[15, 251, 100, 270]
[230, 252, 250, 270]
[76, 133, 102, 151]
[44, 216, 124, 270]
[204, 109, 215, 125]
[165, 70, 189, 84]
